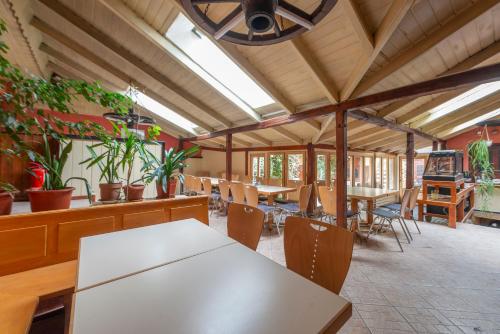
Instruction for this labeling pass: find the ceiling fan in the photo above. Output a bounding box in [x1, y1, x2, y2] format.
[180, 0, 338, 46]
[103, 107, 156, 128]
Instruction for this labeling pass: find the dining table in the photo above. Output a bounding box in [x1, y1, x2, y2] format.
[208, 177, 297, 205]
[348, 186, 399, 226]
[71, 219, 352, 334]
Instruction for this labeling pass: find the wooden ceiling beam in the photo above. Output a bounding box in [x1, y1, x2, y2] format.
[31, 17, 216, 133]
[362, 133, 406, 151]
[341, 0, 413, 101]
[239, 132, 272, 146]
[317, 119, 366, 143]
[304, 119, 322, 132]
[38, 0, 233, 129]
[272, 127, 303, 144]
[232, 135, 252, 147]
[184, 62, 500, 142]
[341, 0, 373, 55]
[348, 128, 391, 146]
[351, 0, 498, 98]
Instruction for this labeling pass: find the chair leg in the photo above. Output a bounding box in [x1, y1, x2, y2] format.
[412, 218, 421, 234]
[388, 220, 404, 252]
[401, 217, 413, 241]
[397, 217, 411, 244]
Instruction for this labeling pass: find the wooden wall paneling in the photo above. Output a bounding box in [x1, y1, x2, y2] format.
[0, 196, 209, 276]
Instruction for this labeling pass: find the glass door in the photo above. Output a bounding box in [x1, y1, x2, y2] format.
[269, 153, 284, 186]
[250, 154, 265, 183]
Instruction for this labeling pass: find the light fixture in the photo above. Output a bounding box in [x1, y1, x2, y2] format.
[103, 85, 155, 128]
[179, 0, 338, 46]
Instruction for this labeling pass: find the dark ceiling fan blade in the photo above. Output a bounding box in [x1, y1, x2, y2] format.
[214, 5, 244, 39]
[275, 1, 313, 30]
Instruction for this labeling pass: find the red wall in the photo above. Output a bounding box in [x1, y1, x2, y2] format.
[446, 125, 500, 171]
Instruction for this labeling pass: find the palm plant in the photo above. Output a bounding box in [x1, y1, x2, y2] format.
[146, 145, 200, 198]
[469, 138, 495, 210]
[0, 181, 17, 194]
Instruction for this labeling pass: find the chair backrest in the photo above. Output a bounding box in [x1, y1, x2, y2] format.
[220, 172, 226, 179]
[192, 177, 203, 193]
[255, 176, 265, 185]
[232, 174, 240, 181]
[318, 185, 336, 216]
[228, 203, 265, 251]
[244, 185, 259, 208]
[284, 216, 354, 294]
[201, 178, 212, 195]
[231, 181, 245, 204]
[298, 185, 313, 212]
[242, 175, 252, 184]
[183, 175, 193, 192]
[398, 188, 412, 217]
[219, 179, 230, 202]
[314, 181, 323, 207]
[408, 186, 421, 211]
[286, 180, 304, 201]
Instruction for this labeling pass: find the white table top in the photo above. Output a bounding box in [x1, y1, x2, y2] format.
[208, 177, 296, 194]
[72, 243, 351, 334]
[347, 186, 399, 200]
[76, 219, 235, 290]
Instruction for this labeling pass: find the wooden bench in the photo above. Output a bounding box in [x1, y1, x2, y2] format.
[0, 261, 77, 333]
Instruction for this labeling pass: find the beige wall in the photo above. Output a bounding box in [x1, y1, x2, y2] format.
[185, 150, 246, 179]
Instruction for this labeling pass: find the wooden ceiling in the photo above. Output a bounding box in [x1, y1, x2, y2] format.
[2, 0, 500, 153]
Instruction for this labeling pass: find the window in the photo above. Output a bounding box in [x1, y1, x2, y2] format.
[353, 157, 362, 187]
[131, 90, 198, 134]
[363, 157, 372, 187]
[375, 157, 382, 188]
[316, 154, 326, 181]
[330, 155, 336, 185]
[400, 157, 426, 188]
[269, 153, 284, 185]
[388, 158, 395, 190]
[250, 154, 265, 182]
[382, 158, 388, 188]
[347, 156, 352, 186]
[287, 153, 304, 181]
[166, 14, 275, 120]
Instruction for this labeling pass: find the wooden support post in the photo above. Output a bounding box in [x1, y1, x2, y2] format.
[440, 140, 447, 150]
[226, 134, 232, 182]
[432, 141, 439, 151]
[306, 142, 315, 214]
[336, 110, 348, 228]
[244, 150, 249, 176]
[406, 133, 414, 189]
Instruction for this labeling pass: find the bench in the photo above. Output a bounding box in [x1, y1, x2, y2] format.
[0, 261, 77, 334]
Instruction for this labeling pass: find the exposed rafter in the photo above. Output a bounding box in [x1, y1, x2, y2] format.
[37, 0, 234, 129]
[239, 132, 272, 146]
[341, 0, 373, 55]
[272, 127, 303, 144]
[351, 0, 498, 98]
[341, 0, 414, 101]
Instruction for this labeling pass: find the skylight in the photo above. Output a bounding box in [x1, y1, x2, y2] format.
[131, 90, 198, 135]
[446, 108, 500, 136]
[165, 13, 275, 120]
[413, 81, 500, 127]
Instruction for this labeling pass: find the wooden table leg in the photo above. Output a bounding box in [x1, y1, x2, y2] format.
[418, 203, 423, 221]
[267, 195, 274, 205]
[448, 204, 456, 228]
[366, 200, 374, 226]
[350, 198, 359, 231]
[457, 201, 464, 222]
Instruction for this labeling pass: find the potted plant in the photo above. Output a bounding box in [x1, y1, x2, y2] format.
[0, 19, 132, 210]
[469, 136, 495, 211]
[0, 181, 17, 215]
[146, 145, 200, 199]
[119, 124, 160, 201]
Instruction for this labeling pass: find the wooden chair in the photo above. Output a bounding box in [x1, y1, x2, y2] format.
[267, 178, 282, 186]
[232, 174, 240, 181]
[227, 203, 265, 251]
[191, 177, 203, 195]
[218, 179, 231, 214]
[202, 178, 220, 215]
[318, 186, 360, 229]
[242, 175, 252, 184]
[278, 184, 312, 218]
[383, 186, 421, 235]
[182, 175, 193, 195]
[230, 181, 245, 204]
[284, 216, 354, 294]
[244, 185, 277, 229]
[286, 180, 304, 202]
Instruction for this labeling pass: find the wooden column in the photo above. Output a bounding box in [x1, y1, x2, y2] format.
[306, 142, 315, 214]
[440, 140, 447, 150]
[336, 110, 348, 228]
[406, 133, 414, 189]
[178, 138, 185, 194]
[244, 150, 249, 176]
[226, 134, 232, 182]
[432, 141, 439, 151]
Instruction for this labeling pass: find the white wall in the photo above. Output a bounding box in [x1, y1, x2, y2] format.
[185, 150, 246, 179]
[62, 139, 163, 199]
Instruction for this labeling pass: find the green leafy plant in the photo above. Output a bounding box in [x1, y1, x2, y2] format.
[146, 145, 200, 196]
[469, 139, 495, 211]
[0, 18, 132, 202]
[118, 123, 159, 200]
[0, 181, 17, 194]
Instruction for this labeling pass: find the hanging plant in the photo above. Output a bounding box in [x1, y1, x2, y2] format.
[468, 125, 495, 211]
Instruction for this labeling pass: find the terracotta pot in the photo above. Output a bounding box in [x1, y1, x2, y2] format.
[156, 179, 177, 199]
[99, 183, 122, 201]
[26, 187, 74, 212]
[0, 192, 13, 215]
[124, 184, 145, 201]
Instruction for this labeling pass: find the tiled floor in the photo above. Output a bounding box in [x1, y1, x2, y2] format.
[210, 213, 500, 334]
[11, 201, 500, 333]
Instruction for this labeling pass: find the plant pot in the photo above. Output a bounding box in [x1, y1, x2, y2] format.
[156, 179, 177, 199]
[99, 183, 122, 201]
[0, 192, 13, 215]
[26, 187, 74, 212]
[124, 184, 145, 201]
